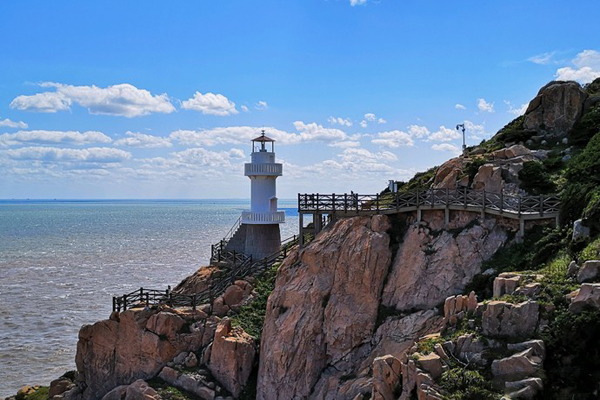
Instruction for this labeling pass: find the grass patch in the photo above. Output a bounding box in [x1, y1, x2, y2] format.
[148, 378, 197, 400]
[16, 387, 50, 400]
[580, 237, 600, 262]
[416, 336, 445, 355]
[230, 262, 281, 340]
[439, 368, 501, 400]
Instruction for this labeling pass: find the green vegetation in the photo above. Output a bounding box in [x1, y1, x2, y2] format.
[518, 161, 557, 195]
[439, 368, 501, 400]
[483, 115, 534, 151]
[15, 387, 49, 400]
[580, 237, 600, 262]
[148, 379, 197, 400]
[568, 102, 600, 147]
[416, 335, 445, 354]
[231, 262, 281, 340]
[560, 130, 600, 231]
[395, 166, 438, 194]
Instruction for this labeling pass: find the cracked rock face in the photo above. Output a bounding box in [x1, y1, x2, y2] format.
[381, 211, 509, 312]
[257, 216, 392, 400]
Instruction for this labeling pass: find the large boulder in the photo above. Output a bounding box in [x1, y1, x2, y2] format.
[523, 81, 588, 136]
[569, 283, 600, 313]
[257, 215, 393, 400]
[472, 164, 504, 193]
[433, 158, 465, 189]
[208, 318, 255, 398]
[577, 260, 600, 283]
[482, 301, 539, 338]
[491, 348, 543, 380]
[371, 355, 402, 400]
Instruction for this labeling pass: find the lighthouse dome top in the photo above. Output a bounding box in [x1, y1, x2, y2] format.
[252, 130, 275, 142]
[251, 130, 275, 153]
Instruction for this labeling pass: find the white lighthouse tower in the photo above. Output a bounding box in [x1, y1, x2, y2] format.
[224, 130, 285, 260]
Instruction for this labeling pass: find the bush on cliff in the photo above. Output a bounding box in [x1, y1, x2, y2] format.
[560, 130, 600, 229]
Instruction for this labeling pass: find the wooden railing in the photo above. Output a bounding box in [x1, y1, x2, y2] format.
[112, 235, 298, 312]
[298, 188, 560, 217]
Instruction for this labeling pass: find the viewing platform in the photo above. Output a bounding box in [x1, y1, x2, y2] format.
[297, 188, 560, 247]
[244, 162, 283, 176]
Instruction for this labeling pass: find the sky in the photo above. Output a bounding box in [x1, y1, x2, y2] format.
[1, 1, 599, 199]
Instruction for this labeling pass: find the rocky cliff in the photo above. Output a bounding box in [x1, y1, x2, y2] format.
[9, 78, 600, 400]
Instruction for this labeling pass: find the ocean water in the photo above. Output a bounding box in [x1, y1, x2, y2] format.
[0, 199, 299, 397]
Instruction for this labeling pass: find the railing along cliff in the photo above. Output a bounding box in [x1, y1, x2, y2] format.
[112, 235, 298, 312]
[298, 188, 560, 218]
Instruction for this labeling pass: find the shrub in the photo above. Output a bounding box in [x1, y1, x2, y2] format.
[518, 161, 556, 195]
[440, 368, 501, 400]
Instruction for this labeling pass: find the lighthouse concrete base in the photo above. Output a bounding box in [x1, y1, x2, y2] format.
[225, 223, 281, 261]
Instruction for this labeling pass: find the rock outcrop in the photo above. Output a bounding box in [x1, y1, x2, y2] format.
[482, 300, 539, 338]
[381, 211, 509, 311]
[257, 215, 393, 399]
[208, 319, 255, 397]
[569, 283, 600, 313]
[524, 81, 588, 136]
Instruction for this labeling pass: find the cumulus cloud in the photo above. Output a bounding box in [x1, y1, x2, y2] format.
[477, 98, 495, 113]
[350, 0, 368, 5]
[7, 146, 131, 163]
[455, 103, 466, 110]
[378, 118, 386, 124]
[371, 130, 414, 148]
[292, 121, 348, 142]
[432, 143, 461, 154]
[428, 126, 461, 142]
[328, 116, 352, 127]
[0, 118, 28, 129]
[241, 105, 249, 112]
[555, 50, 600, 83]
[114, 132, 172, 148]
[255, 101, 268, 110]
[364, 113, 376, 122]
[407, 125, 430, 138]
[328, 140, 361, 148]
[360, 120, 368, 128]
[10, 82, 175, 117]
[181, 92, 238, 116]
[0, 130, 112, 146]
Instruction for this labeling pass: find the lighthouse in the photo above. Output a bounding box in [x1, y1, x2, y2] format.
[224, 130, 285, 260]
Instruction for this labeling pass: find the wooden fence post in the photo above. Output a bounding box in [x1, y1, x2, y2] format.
[540, 194, 544, 217]
[123, 294, 128, 311]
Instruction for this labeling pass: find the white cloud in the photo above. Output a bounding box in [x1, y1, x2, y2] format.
[7, 146, 131, 163]
[181, 92, 238, 116]
[528, 51, 557, 65]
[407, 125, 430, 138]
[350, 0, 368, 5]
[328, 116, 352, 127]
[0, 130, 112, 146]
[378, 118, 386, 124]
[504, 100, 528, 116]
[0, 118, 28, 129]
[364, 113, 376, 122]
[10, 91, 71, 113]
[114, 132, 172, 148]
[455, 103, 466, 110]
[241, 105, 249, 112]
[170, 123, 349, 147]
[10, 82, 175, 117]
[432, 143, 461, 154]
[477, 98, 495, 113]
[255, 101, 268, 110]
[428, 126, 461, 142]
[328, 140, 361, 148]
[371, 130, 414, 148]
[360, 120, 367, 128]
[555, 50, 600, 84]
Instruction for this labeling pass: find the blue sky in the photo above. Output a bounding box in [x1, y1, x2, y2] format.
[1, 0, 599, 199]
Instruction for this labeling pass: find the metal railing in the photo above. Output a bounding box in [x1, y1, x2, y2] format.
[112, 235, 298, 312]
[298, 188, 560, 217]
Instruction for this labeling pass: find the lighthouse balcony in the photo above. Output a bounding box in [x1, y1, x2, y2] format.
[244, 163, 282, 176]
[241, 211, 285, 224]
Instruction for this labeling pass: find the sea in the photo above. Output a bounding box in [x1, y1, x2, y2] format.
[0, 199, 299, 397]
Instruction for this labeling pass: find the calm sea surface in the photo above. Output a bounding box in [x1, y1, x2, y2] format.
[0, 199, 299, 397]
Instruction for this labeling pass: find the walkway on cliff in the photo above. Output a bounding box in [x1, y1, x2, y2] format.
[112, 235, 298, 312]
[298, 188, 560, 247]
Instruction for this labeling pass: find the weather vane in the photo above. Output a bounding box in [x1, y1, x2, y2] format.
[456, 123, 466, 151]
